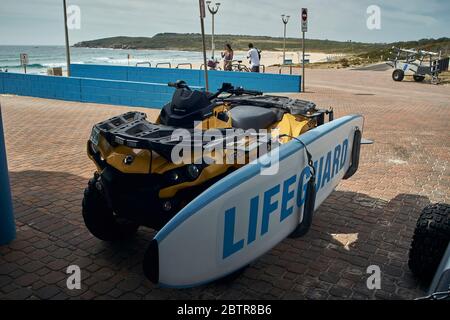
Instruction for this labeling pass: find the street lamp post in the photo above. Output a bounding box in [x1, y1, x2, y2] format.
[63, 0, 71, 76]
[281, 14, 290, 64]
[206, 1, 220, 59]
[199, 0, 209, 92]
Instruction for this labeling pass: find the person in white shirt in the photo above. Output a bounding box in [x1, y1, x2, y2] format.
[247, 43, 260, 73]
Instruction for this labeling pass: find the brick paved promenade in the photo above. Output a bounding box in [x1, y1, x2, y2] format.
[0, 69, 449, 299]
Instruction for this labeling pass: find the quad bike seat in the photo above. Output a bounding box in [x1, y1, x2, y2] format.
[230, 105, 278, 130]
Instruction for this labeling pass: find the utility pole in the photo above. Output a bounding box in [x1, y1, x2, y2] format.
[281, 14, 290, 64]
[199, 0, 209, 91]
[206, 1, 220, 59]
[63, 0, 71, 76]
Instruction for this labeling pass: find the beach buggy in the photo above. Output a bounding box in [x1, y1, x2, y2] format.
[83, 81, 364, 288]
[387, 47, 450, 84]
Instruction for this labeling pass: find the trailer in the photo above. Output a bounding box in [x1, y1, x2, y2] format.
[387, 47, 449, 84]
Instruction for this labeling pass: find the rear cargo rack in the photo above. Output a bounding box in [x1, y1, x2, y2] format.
[91, 111, 275, 161]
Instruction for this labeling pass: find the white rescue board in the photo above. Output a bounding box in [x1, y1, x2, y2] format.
[152, 114, 364, 288]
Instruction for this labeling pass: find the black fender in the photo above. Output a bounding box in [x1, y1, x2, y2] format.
[343, 128, 362, 180]
[289, 175, 316, 239]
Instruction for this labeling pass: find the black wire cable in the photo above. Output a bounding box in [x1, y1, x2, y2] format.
[279, 134, 316, 179]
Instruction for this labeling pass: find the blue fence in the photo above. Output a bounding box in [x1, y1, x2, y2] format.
[0, 64, 301, 109]
[71, 64, 302, 93]
[0, 72, 203, 108]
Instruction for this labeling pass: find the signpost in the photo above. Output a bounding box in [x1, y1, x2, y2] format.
[20, 53, 29, 74]
[301, 8, 308, 92]
[199, 0, 209, 91]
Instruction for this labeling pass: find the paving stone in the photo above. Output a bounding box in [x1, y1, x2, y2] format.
[15, 273, 40, 287]
[4, 287, 33, 300]
[116, 276, 143, 292]
[329, 285, 353, 299]
[91, 281, 115, 295]
[35, 285, 62, 300]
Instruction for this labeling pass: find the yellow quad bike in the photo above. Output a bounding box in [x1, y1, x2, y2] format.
[83, 81, 334, 241]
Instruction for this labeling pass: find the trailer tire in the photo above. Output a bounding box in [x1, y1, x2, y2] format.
[392, 69, 404, 81]
[408, 203, 450, 281]
[413, 75, 425, 82]
[82, 176, 139, 241]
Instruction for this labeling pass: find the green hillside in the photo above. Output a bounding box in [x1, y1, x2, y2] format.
[74, 33, 450, 57]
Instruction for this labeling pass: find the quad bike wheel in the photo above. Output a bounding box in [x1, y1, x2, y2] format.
[413, 75, 425, 82]
[408, 203, 450, 281]
[82, 174, 139, 241]
[392, 69, 405, 81]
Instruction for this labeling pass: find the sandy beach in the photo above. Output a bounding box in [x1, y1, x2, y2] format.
[190, 51, 346, 70]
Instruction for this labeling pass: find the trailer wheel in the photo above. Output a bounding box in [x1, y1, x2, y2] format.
[408, 203, 450, 281]
[413, 75, 425, 82]
[82, 175, 139, 241]
[392, 69, 404, 81]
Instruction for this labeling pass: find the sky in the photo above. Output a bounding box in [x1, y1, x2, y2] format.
[0, 0, 449, 45]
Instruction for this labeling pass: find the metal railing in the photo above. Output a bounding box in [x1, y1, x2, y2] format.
[278, 64, 295, 75]
[200, 64, 222, 71]
[156, 62, 172, 68]
[136, 62, 152, 67]
[176, 63, 193, 69]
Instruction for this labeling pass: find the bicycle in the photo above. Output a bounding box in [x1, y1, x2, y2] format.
[231, 60, 250, 72]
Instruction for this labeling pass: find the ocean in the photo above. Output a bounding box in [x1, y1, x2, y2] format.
[0, 46, 212, 74]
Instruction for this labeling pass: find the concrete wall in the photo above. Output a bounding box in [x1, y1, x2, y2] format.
[0, 72, 202, 108]
[71, 64, 302, 93]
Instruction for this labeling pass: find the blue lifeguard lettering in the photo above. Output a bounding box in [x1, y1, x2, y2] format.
[247, 196, 259, 245]
[221, 138, 352, 260]
[280, 175, 297, 222]
[296, 166, 310, 208]
[261, 185, 280, 236]
[332, 144, 341, 177]
[223, 208, 244, 259]
[340, 139, 348, 170]
[321, 151, 332, 188]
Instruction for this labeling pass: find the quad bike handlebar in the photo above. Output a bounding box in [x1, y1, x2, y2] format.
[168, 81, 262, 101]
[168, 80, 191, 91]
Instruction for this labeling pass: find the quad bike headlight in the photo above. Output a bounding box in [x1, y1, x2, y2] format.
[186, 164, 200, 180]
[90, 141, 99, 154]
[162, 200, 172, 212]
[169, 171, 179, 182]
[123, 155, 135, 165]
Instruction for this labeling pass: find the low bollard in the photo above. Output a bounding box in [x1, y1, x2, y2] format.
[0, 104, 15, 245]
